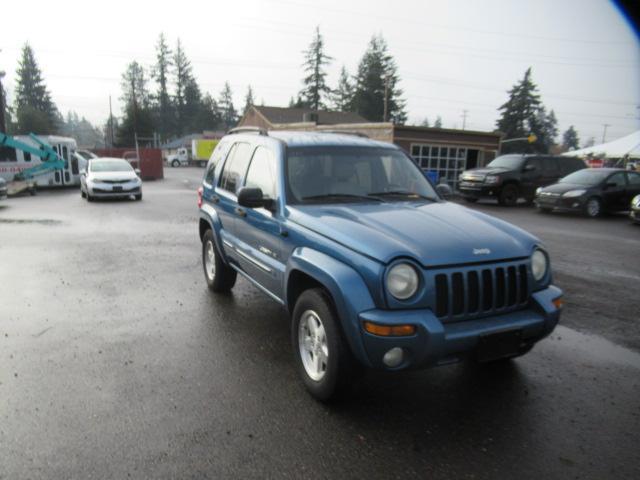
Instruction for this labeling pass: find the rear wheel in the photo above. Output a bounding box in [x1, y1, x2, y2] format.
[202, 230, 236, 292]
[585, 197, 602, 218]
[292, 288, 361, 402]
[171, 159, 180, 168]
[498, 184, 519, 206]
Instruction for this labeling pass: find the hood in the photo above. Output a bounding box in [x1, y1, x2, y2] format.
[90, 171, 137, 181]
[540, 182, 589, 194]
[461, 167, 510, 180]
[287, 201, 538, 266]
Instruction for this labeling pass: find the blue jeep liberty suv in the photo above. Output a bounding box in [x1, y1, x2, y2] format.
[197, 128, 564, 401]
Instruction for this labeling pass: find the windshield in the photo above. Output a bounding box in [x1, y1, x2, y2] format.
[487, 155, 525, 170]
[560, 168, 609, 186]
[286, 147, 438, 204]
[90, 160, 133, 173]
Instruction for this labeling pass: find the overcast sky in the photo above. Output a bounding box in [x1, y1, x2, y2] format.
[1, 0, 638, 144]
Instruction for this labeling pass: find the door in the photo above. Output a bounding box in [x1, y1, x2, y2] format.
[521, 157, 543, 198]
[213, 142, 253, 257]
[601, 172, 627, 211]
[233, 146, 283, 298]
[625, 172, 640, 206]
[540, 157, 561, 186]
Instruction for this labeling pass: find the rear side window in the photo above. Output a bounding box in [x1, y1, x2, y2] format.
[219, 143, 252, 194]
[627, 172, 640, 186]
[244, 147, 277, 199]
[541, 157, 559, 174]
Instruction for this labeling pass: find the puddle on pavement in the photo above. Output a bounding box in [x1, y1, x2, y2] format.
[553, 325, 640, 369]
[0, 218, 63, 225]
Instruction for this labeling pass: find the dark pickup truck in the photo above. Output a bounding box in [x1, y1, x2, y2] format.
[459, 154, 585, 206]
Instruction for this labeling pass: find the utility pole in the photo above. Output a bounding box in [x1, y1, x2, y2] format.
[461, 110, 468, 130]
[0, 70, 6, 133]
[108, 95, 114, 147]
[383, 75, 390, 123]
[601, 124, 610, 144]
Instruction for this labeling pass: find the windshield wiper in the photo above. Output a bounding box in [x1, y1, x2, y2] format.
[367, 190, 438, 202]
[301, 193, 385, 203]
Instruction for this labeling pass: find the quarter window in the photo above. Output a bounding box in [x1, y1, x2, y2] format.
[219, 143, 252, 194]
[245, 147, 277, 199]
[627, 172, 640, 186]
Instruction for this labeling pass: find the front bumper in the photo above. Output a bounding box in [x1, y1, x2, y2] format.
[357, 285, 562, 370]
[89, 184, 141, 197]
[535, 194, 586, 212]
[630, 207, 640, 224]
[459, 182, 499, 198]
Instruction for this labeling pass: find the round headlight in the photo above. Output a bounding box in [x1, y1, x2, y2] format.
[632, 194, 640, 208]
[531, 249, 548, 282]
[387, 263, 419, 300]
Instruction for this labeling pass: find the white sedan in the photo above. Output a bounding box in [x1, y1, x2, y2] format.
[80, 158, 142, 201]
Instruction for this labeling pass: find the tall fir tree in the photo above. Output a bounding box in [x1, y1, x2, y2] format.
[299, 27, 333, 110]
[218, 82, 237, 130]
[151, 33, 174, 141]
[562, 125, 580, 151]
[117, 61, 153, 146]
[434, 116, 443, 128]
[496, 67, 557, 154]
[421, 117, 430, 127]
[243, 85, 255, 114]
[331, 66, 353, 111]
[13, 43, 61, 134]
[351, 34, 406, 124]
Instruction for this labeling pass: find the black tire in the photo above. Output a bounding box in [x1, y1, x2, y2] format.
[292, 288, 362, 402]
[81, 188, 86, 198]
[135, 193, 142, 201]
[202, 230, 236, 292]
[584, 196, 602, 218]
[87, 192, 94, 202]
[463, 197, 478, 203]
[537, 205, 552, 214]
[171, 160, 180, 168]
[498, 184, 519, 206]
[524, 196, 535, 206]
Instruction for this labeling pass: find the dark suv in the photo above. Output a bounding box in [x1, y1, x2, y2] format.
[459, 154, 585, 206]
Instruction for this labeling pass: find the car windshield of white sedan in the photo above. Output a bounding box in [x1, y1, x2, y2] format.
[286, 147, 438, 204]
[560, 169, 610, 186]
[90, 160, 133, 172]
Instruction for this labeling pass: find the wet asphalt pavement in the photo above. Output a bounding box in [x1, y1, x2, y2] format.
[1, 168, 639, 479]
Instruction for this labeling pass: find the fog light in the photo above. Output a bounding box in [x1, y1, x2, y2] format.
[383, 347, 404, 367]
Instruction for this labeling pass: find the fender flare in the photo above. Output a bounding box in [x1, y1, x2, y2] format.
[285, 247, 376, 366]
[199, 204, 231, 264]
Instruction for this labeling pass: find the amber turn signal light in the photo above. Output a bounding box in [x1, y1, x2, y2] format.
[363, 321, 416, 337]
[552, 297, 564, 310]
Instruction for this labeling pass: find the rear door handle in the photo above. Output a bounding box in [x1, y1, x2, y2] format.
[211, 195, 220, 204]
[235, 207, 246, 217]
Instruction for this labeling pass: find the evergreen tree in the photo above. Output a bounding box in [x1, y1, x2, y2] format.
[151, 33, 174, 140]
[173, 39, 192, 132]
[13, 43, 61, 134]
[218, 82, 237, 130]
[299, 27, 333, 110]
[562, 125, 580, 151]
[117, 61, 153, 146]
[421, 117, 430, 127]
[496, 67, 557, 154]
[351, 34, 406, 124]
[331, 66, 353, 111]
[434, 116, 443, 128]
[243, 85, 255, 114]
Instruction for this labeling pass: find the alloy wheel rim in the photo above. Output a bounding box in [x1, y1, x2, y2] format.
[587, 199, 599, 217]
[298, 310, 329, 381]
[205, 241, 216, 280]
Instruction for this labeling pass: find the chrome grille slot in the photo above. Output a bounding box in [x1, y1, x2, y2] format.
[433, 261, 531, 322]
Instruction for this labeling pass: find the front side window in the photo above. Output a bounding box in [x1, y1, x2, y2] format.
[286, 147, 438, 204]
[244, 147, 277, 199]
[627, 172, 640, 186]
[219, 143, 252, 194]
[607, 172, 626, 187]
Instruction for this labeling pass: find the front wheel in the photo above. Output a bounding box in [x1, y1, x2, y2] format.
[498, 184, 519, 206]
[134, 193, 142, 201]
[202, 230, 236, 292]
[171, 159, 180, 168]
[292, 288, 361, 402]
[585, 197, 602, 218]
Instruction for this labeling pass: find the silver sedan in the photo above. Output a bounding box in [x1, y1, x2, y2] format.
[80, 158, 142, 201]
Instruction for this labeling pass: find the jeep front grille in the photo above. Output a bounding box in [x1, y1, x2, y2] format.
[433, 262, 529, 321]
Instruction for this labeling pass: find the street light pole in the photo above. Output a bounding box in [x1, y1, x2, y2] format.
[602, 124, 610, 144]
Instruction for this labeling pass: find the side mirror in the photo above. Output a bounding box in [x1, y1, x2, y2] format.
[134, 168, 141, 176]
[237, 187, 272, 209]
[436, 183, 453, 199]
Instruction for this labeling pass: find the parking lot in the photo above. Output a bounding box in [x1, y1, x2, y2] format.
[1, 167, 639, 479]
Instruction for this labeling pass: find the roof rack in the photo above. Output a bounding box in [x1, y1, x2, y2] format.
[320, 130, 369, 138]
[227, 126, 268, 136]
